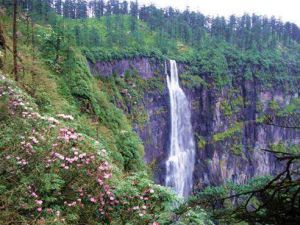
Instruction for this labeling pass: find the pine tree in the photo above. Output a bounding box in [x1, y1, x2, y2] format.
[99, 0, 105, 16]
[44, 0, 53, 21]
[111, 0, 120, 15]
[130, 0, 138, 33]
[120, 1, 128, 15]
[63, 0, 76, 19]
[130, 0, 138, 18]
[55, 0, 62, 15]
[76, 0, 88, 19]
[105, 1, 112, 15]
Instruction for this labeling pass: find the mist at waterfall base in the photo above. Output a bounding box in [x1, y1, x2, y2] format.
[165, 60, 196, 198]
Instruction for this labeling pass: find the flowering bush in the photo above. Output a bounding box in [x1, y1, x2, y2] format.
[0, 75, 177, 224]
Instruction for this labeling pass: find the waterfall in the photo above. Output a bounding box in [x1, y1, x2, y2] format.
[166, 60, 195, 198]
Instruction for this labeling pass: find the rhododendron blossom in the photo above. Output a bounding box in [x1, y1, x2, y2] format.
[35, 200, 43, 205]
[0, 78, 169, 225]
[90, 197, 97, 203]
[37, 207, 42, 212]
[57, 114, 74, 121]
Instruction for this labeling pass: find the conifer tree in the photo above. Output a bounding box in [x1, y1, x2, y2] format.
[55, 0, 62, 15]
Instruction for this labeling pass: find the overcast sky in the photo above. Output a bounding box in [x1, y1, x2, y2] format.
[138, 0, 300, 25]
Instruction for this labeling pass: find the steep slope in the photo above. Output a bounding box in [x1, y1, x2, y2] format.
[0, 13, 199, 225]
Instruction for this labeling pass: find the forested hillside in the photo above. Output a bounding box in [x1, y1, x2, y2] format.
[0, 0, 299, 225]
[2, 0, 300, 87]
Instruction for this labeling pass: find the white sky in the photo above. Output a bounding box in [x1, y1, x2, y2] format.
[138, 0, 300, 25]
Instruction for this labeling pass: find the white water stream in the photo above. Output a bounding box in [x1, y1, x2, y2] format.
[165, 60, 195, 198]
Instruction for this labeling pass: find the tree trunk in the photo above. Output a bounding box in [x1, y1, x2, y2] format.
[31, 20, 35, 59]
[0, 25, 5, 69]
[26, 14, 30, 44]
[54, 33, 61, 64]
[13, 0, 18, 81]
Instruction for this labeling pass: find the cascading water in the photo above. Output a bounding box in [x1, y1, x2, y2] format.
[165, 60, 195, 198]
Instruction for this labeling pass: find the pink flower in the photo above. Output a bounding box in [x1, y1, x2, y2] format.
[103, 173, 111, 179]
[90, 197, 97, 203]
[57, 114, 74, 121]
[37, 207, 42, 212]
[97, 178, 104, 185]
[104, 185, 110, 192]
[29, 136, 39, 144]
[47, 117, 60, 124]
[68, 202, 77, 207]
[35, 200, 43, 205]
[79, 153, 86, 159]
[31, 192, 38, 198]
[25, 142, 33, 150]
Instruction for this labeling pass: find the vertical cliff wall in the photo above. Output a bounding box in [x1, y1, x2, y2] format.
[89, 57, 300, 190]
[189, 81, 300, 190]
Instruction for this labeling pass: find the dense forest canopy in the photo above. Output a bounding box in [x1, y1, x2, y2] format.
[1, 0, 300, 91]
[2, 0, 300, 48]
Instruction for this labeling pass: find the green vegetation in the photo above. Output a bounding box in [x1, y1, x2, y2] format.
[268, 100, 280, 111]
[196, 134, 207, 149]
[1, 0, 300, 224]
[180, 73, 207, 89]
[220, 90, 244, 118]
[220, 100, 233, 117]
[2, 0, 299, 91]
[187, 148, 300, 225]
[278, 97, 300, 116]
[0, 74, 179, 224]
[213, 122, 244, 142]
[230, 143, 243, 156]
[0, 2, 216, 224]
[270, 142, 300, 154]
[197, 139, 207, 150]
[99, 70, 166, 127]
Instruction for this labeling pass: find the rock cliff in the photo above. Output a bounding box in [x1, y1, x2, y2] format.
[89, 57, 300, 190]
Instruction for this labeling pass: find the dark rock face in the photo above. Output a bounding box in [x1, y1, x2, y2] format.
[189, 81, 300, 190]
[88, 58, 164, 79]
[89, 57, 300, 190]
[133, 88, 170, 184]
[88, 57, 186, 79]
